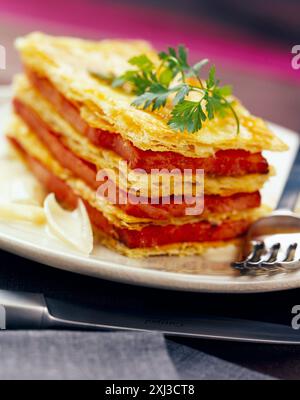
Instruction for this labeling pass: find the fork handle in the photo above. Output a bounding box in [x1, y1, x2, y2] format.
[278, 191, 300, 212]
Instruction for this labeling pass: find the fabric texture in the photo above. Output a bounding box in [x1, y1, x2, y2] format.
[0, 149, 299, 380]
[0, 331, 274, 380]
[0, 331, 177, 380]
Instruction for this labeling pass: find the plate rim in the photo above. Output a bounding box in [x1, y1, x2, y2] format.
[1, 226, 300, 294]
[0, 95, 300, 293]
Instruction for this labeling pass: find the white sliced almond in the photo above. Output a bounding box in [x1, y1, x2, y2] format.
[44, 193, 94, 255]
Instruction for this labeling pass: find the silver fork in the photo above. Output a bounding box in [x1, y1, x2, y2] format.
[232, 195, 300, 276]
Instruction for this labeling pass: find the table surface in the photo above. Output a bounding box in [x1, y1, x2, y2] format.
[2, 245, 300, 380]
[0, 148, 299, 380]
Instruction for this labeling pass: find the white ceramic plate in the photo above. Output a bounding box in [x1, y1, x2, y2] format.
[0, 98, 300, 293]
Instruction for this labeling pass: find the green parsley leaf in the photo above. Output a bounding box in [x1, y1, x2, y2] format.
[173, 84, 191, 105]
[215, 85, 232, 97]
[191, 59, 209, 76]
[113, 44, 240, 134]
[178, 45, 189, 69]
[159, 68, 174, 86]
[206, 65, 216, 89]
[168, 100, 207, 133]
[132, 83, 171, 111]
[129, 55, 154, 72]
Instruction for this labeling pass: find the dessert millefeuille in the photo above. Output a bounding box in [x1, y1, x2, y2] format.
[6, 32, 287, 257]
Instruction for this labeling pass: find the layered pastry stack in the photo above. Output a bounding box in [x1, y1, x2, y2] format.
[6, 33, 287, 257]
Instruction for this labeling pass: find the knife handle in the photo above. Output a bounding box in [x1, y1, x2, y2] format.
[0, 290, 47, 329]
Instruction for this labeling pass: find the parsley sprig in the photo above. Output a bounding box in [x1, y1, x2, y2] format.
[113, 46, 240, 134]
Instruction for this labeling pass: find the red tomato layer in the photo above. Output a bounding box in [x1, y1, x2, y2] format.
[14, 99, 261, 220]
[26, 69, 269, 176]
[121, 192, 260, 220]
[117, 219, 250, 248]
[8, 137, 251, 248]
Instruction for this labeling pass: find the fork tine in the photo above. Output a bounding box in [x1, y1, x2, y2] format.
[280, 260, 300, 271]
[248, 241, 266, 262]
[232, 241, 265, 270]
[283, 243, 298, 262]
[261, 243, 297, 273]
[232, 240, 300, 276]
[262, 243, 281, 265]
[247, 243, 280, 267]
[279, 248, 300, 270]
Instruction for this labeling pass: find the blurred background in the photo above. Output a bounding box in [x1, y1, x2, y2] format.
[0, 0, 299, 130]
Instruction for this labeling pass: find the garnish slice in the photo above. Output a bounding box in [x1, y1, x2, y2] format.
[113, 45, 240, 134]
[44, 193, 93, 255]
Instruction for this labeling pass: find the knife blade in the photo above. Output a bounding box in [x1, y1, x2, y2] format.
[1, 289, 300, 344]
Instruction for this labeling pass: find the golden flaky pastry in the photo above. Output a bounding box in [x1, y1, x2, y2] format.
[16, 32, 288, 158]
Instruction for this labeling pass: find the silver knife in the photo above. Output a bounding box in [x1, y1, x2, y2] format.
[1, 289, 300, 344]
[1, 144, 299, 344]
